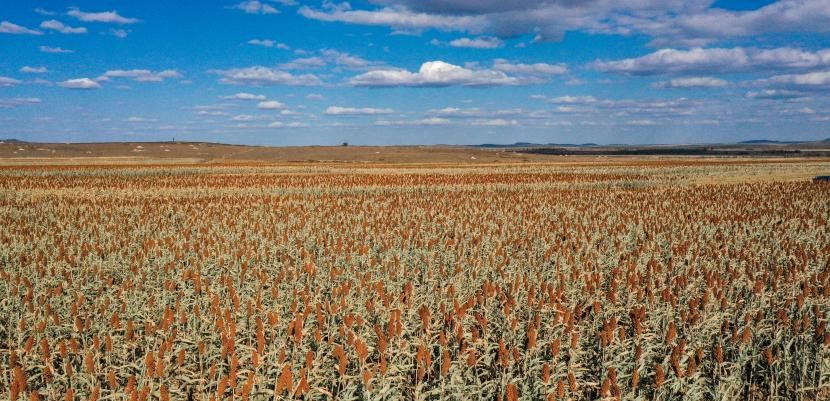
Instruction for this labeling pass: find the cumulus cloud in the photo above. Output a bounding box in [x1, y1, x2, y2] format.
[299, 4, 486, 34]
[745, 89, 809, 100]
[268, 121, 309, 128]
[426, 107, 525, 118]
[279, 57, 327, 70]
[40, 45, 73, 53]
[326, 106, 394, 115]
[67, 8, 140, 24]
[58, 78, 101, 89]
[654, 77, 728, 88]
[349, 60, 521, 87]
[248, 39, 290, 49]
[374, 117, 451, 126]
[126, 116, 157, 122]
[595, 98, 699, 117]
[0, 21, 42, 35]
[258, 100, 286, 109]
[110, 29, 128, 38]
[40, 20, 87, 34]
[0, 77, 22, 87]
[214, 66, 323, 86]
[279, 50, 379, 71]
[20, 66, 48, 74]
[641, 0, 830, 46]
[231, 114, 272, 121]
[101, 69, 182, 82]
[595, 47, 830, 76]
[531, 95, 701, 118]
[755, 70, 830, 90]
[320, 49, 378, 70]
[448, 36, 504, 49]
[223, 93, 267, 100]
[0, 97, 41, 108]
[492, 59, 568, 78]
[544, 95, 598, 104]
[471, 118, 518, 126]
[299, 0, 830, 44]
[234, 1, 279, 14]
[626, 119, 658, 126]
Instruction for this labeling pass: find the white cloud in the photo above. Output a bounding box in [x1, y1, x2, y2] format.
[110, 29, 128, 38]
[755, 70, 830, 90]
[223, 93, 267, 100]
[298, 0, 830, 44]
[374, 117, 451, 126]
[248, 39, 290, 49]
[326, 106, 394, 115]
[67, 8, 140, 24]
[643, 0, 830, 45]
[102, 69, 182, 82]
[530, 95, 701, 120]
[20, 66, 48, 74]
[546, 96, 598, 104]
[0, 77, 23, 87]
[745, 89, 808, 100]
[280, 57, 327, 70]
[448, 36, 503, 49]
[471, 118, 518, 126]
[268, 121, 309, 128]
[349, 60, 519, 87]
[34, 8, 56, 16]
[0, 21, 42, 35]
[214, 66, 323, 86]
[654, 77, 728, 88]
[626, 119, 658, 126]
[40, 20, 87, 34]
[299, 4, 486, 34]
[595, 47, 830, 76]
[197, 110, 229, 116]
[594, 98, 699, 118]
[426, 107, 525, 118]
[278, 50, 379, 71]
[40, 45, 73, 53]
[320, 49, 377, 69]
[234, 1, 279, 14]
[231, 114, 272, 121]
[126, 116, 157, 122]
[0, 97, 41, 108]
[58, 78, 101, 89]
[306, 93, 324, 100]
[492, 59, 568, 77]
[258, 100, 286, 109]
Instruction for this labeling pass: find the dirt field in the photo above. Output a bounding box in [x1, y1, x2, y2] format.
[0, 141, 545, 164]
[2, 140, 828, 166]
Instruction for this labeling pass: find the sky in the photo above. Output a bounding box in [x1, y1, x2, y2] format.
[1, 0, 829, 145]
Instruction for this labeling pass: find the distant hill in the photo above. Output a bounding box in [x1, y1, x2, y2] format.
[739, 139, 805, 145]
[477, 142, 598, 148]
[475, 139, 829, 149]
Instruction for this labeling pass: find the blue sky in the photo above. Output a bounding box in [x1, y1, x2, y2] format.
[1, 0, 829, 145]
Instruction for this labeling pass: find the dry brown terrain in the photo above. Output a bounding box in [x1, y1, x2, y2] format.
[2, 140, 829, 166]
[0, 141, 546, 164]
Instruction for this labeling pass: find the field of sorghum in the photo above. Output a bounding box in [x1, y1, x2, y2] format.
[1, 158, 830, 401]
